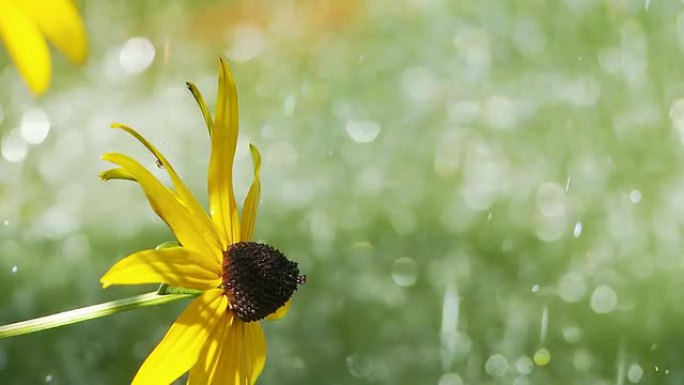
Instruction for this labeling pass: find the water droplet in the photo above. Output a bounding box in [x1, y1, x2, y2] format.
[627, 364, 643, 383]
[346, 354, 371, 377]
[515, 356, 534, 374]
[559, 272, 586, 303]
[438, 372, 464, 385]
[531, 284, 540, 293]
[533, 348, 551, 366]
[20, 109, 50, 144]
[45, 374, 54, 384]
[485, 354, 508, 377]
[155, 159, 164, 168]
[573, 222, 583, 238]
[345, 120, 381, 143]
[565, 177, 571, 192]
[487, 212, 493, 220]
[120, 37, 156, 73]
[629, 189, 642, 204]
[590, 285, 618, 314]
[391, 257, 417, 287]
[655, 366, 659, 372]
[10, 266, 18, 273]
[3, 220, 9, 226]
[665, 369, 670, 375]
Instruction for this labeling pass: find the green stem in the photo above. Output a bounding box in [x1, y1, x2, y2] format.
[0, 291, 197, 339]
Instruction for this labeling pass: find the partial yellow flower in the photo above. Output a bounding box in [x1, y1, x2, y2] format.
[0, 0, 88, 95]
[99, 58, 305, 385]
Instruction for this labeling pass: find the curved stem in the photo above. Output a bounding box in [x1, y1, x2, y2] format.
[0, 291, 198, 339]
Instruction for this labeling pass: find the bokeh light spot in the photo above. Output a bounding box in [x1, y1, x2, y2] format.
[20, 109, 50, 145]
[533, 348, 551, 366]
[391, 257, 417, 287]
[590, 285, 618, 314]
[485, 354, 509, 377]
[119, 37, 156, 73]
[345, 120, 381, 143]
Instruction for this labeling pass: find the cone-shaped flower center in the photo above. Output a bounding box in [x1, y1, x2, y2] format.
[222, 242, 306, 322]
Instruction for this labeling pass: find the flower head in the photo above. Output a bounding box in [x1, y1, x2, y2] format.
[0, 0, 88, 95]
[99, 58, 305, 384]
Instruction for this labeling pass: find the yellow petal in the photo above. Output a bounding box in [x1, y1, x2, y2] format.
[265, 299, 291, 321]
[0, 1, 50, 95]
[209, 57, 241, 247]
[187, 310, 234, 384]
[100, 247, 221, 290]
[15, 0, 87, 64]
[99, 167, 135, 182]
[240, 144, 262, 242]
[111, 123, 222, 254]
[189, 316, 266, 385]
[103, 152, 219, 260]
[186, 82, 214, 136]
[132, 289, 227, 385]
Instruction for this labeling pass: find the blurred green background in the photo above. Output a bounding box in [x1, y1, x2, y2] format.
[2, 0, 684, 384]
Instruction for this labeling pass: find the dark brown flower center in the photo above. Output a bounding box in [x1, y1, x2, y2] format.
[222, 242, 306, 322]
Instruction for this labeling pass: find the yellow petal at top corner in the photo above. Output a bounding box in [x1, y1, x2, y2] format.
[0, 0, 87, 95]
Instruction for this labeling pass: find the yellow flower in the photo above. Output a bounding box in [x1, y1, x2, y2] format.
[99, 58, 305, 385]
[0, 0, 87, 95]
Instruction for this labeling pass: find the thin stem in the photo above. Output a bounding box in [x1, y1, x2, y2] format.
[0, 291, 197, 339]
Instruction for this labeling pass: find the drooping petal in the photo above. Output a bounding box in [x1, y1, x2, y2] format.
[100, 247, 221, 290]
[111, 123, 222, 254]
[188, 316, 266, 385]
[15, 0, 87, 64]
[265, 299, 291, 321]
[103, 152, 219, 260]
[208, 57, 241, 247]
[241, 144, 262, 242]
[186, 82, 214, 135]
[0, 1, 50, 95]
[132, 289, 227, 385]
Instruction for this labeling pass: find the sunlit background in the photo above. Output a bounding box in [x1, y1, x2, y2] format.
[2, 0, 684, 384]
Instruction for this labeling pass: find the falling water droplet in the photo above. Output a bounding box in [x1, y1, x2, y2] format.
[629, 189, 642, 204]
[565, 177, 571, 192]
[10, 266, 18, 274]
[3, 219, 8, 226]
[531, 284, 540, 293]
[540, 306, 549, 343]
[391, 257, 417, 287]
[573, 222, 583, 238]
[45, 374, 54, 384]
